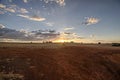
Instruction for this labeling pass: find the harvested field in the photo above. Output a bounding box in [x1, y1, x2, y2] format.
[0, 43, 120, 80]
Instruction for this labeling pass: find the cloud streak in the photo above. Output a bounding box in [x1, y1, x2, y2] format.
[17, 14, 46, 21]
[64, 27, 74, 31]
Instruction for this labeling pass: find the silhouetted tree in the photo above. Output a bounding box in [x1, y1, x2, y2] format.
[98, 42, 101, 44]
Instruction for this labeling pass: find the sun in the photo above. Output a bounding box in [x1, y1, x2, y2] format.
[54, 39, 65, 43]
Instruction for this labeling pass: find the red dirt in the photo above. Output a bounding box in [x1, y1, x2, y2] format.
[0, 44, 120, 80]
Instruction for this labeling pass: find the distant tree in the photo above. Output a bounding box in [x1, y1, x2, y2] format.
[48, 41, 52, 43]
[112, 43, 120, 47]
[98, 42, 101, 44]
[44, 41, 53, 43]
[81, 42, 83, 44]
[70, 41, 74, 43]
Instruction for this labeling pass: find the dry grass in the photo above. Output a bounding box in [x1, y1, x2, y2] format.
[0, 43, 120, 80]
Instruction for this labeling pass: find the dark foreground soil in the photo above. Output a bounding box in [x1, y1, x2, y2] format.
[0, 44, 120, 80]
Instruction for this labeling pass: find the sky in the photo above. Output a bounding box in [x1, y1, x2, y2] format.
[0, 0, 120, 43]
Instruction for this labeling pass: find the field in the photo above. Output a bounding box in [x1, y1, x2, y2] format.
[0, 43, 120, 80]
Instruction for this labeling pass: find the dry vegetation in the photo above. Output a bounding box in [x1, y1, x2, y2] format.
[0, 43, 120, 80]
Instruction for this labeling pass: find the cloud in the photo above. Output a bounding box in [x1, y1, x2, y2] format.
[0, 24, 85, 42]
[64, 32, 72, 35]
[0, 4, 6, 8]
[5, 8, 15, 13]
[9, 0, 13, 2]
[0, 26, 27, 40]
[82, 17, 100, 25]
[0, 11, 4, 14]
[59, 32, 84, 40]
[23, 0, 28, 3]
[56, 0, 65, 6]
[0, 24, 60, 41]
[90, 34, 95, 38]
[46, 22, 54, 26]
[0, 4, 29, 14]
[18, 8, 28, 13]
[64, 27, 74, 31]
[17, 14, 46, 21]
[44, 0, 66, 6]
[0, 24, 5, 29]
[0, 4, 16, 13]
[32, 29, 60, 40]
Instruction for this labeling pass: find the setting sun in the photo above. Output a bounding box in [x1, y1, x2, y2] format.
[54, 39, 73, 43]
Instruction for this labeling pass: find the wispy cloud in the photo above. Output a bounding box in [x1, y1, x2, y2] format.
[0, 4, 16, 13]
[64, 27, 74, 31]
[46, 22, 54, 26]
[18, 8, 28, 13]
[0, 24, 5, 29]
[0, 4, 6, 8]
[90, 34, 95, 38]
[0, 4, 28, 14]
[9, 0, 13, 2]
[82, 17, 100, 25]
[5, 7, 15, 13]
[17, 14, 46, 21]
[56, 0, 65, 6]
[0, 11, 4, 14]
[44, 0, 66, 6]
[23, 0, 28, 3]
[59, 32, 84, 40]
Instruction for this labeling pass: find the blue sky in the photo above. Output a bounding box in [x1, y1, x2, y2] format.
[0, 0, 120, 43]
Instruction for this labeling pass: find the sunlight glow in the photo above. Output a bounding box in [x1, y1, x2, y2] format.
[54, 39, 74, 43]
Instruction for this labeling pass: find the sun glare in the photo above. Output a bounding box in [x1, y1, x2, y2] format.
[58, 40, 66, 43]
[54, 39, 73, 43]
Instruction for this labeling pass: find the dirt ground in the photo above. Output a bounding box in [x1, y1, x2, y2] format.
[0, 43, 120, 80]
